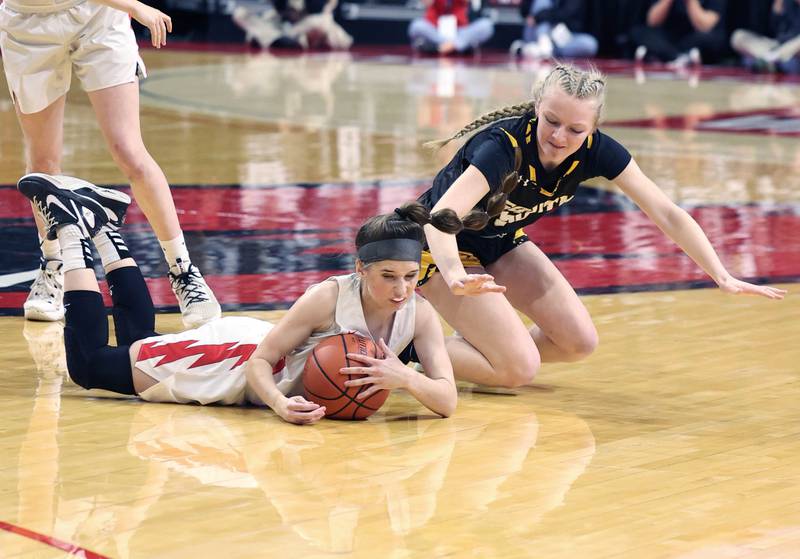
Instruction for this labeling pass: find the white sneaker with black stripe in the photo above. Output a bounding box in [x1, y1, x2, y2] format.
[168, 258, 221, 328]
[17, 173, 130, 239]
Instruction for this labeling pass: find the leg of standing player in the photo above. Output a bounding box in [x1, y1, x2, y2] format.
[87, 81, 220, 328]
[13, 97, 68, 321]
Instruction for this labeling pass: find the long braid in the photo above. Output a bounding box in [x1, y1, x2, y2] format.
[423, 101, 537, 150]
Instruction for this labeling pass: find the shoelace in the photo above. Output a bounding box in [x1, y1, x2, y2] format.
[170, 267, 210, 305]
[34, 198, 57, 234]
[31, 267, 62, 301]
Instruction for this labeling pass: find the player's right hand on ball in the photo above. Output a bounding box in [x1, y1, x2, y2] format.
[276, 395, 326, 425]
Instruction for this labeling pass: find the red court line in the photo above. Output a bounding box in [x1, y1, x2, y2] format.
[0, 520, 109, 558]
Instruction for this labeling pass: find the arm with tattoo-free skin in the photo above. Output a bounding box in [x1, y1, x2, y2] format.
[683, 0, 720, 33]
[424, 165, 507, 296]
[341, 298, 457, 417]
[613, 159, 787, 299]
[246, 282, 339, 425]
[91, 0, 172, 48]
[647, 0, 674, 26]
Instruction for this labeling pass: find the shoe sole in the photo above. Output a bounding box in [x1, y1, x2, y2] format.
[24, 306, 65, 322]
[26, 173, 131, 206]
[18, 174, 117, 236]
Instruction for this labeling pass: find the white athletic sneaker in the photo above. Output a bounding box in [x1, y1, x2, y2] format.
[550, 23, 573, 49]
[522, 42, 543, 59]
[17, 173, 130, 240]
[24, 258, 64, 322]
[537, 33, 554, 58]
[168, 259, 221, 328]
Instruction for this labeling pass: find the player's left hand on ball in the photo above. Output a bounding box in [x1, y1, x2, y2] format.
[718, 276, 787, 300]
[130, 2, 173, 48]
[340, 338, 411, 398]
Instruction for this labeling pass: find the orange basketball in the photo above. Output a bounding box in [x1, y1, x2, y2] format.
[302, 333, 389, 420]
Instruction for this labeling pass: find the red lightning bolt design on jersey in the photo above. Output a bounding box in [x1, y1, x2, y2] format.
[137, 339, 285, 374]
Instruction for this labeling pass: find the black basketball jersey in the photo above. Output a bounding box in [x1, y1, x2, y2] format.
[418, 113, 632, 239]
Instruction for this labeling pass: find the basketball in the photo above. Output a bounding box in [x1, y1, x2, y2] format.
[302, 333, 389, 420]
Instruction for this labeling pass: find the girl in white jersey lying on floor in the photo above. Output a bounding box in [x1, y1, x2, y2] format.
[0, 0, 220, 328]
[17, 173, 458, 425]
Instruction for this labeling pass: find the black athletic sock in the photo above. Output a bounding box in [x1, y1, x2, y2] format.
[106, 266, 157, 346]
[64, 290, 135, 395]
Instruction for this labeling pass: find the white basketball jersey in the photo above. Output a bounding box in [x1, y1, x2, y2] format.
[137, 274, 417, 407]
[244, 273, 417, 403]
[137, 316, 273, 405]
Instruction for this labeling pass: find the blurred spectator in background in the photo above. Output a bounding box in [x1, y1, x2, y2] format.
[510, 0, 598, 59]
[731, 0, 800, 73]
[409, 0, 494, 55]
[629, 0, 727, 66]
[232, 0, 353, 50]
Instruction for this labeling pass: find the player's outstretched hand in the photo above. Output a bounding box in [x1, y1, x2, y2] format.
[275, 395, 326, 425]
[718, 276, 787, 300]
[448, 274, 506, 296]
[341, 338, 411, 399]
[130, 1, 173, 48]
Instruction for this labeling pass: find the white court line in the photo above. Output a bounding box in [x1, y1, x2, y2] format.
[0, 269, 37, 288]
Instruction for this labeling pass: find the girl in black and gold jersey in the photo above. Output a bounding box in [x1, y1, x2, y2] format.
[416, 63, 786, 389]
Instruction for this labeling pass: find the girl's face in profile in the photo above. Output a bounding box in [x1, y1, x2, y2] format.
[359, 259, 420, 311]
[536, 87, 598, 167]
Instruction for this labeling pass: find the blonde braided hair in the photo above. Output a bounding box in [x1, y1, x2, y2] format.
[423, 101, 536, 150]
[424, 63, 607, 151]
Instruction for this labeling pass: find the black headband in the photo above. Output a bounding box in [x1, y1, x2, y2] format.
[357, 238, 423, 263]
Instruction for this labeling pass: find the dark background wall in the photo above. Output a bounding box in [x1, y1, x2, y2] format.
[144, 0, 776, 59]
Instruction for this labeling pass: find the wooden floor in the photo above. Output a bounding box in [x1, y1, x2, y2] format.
[1, 49, 799, 558]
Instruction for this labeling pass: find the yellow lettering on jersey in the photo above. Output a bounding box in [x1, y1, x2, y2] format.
[587, 134, 593, 149]
[493, 194, 575, 227]
[528, 165, 537, 184]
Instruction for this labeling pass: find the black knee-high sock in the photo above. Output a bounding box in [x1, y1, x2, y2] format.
[64, 290, 135, 395]
[106, 266, 157, 346]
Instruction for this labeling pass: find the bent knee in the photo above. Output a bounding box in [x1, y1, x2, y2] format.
[109, 143, 152, 180]
[563, 330, 599, 361]
[496, 352, 540, 388]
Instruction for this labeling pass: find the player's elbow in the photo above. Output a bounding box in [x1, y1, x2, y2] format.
[437, 384, 458, 418]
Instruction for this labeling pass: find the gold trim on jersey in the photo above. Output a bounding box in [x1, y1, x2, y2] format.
[541, 156, 581, 196]
[417, 249, 482, 286]
[417, 230, 529, 286]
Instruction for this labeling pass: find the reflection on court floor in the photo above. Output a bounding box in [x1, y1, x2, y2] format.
[1, 50, 798, 558]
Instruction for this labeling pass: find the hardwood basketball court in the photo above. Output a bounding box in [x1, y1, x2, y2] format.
[0, 49, 798, 558]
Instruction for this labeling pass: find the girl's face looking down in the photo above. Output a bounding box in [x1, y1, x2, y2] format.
[358, 260, 420, 311]
[536, 87, 598, 167]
